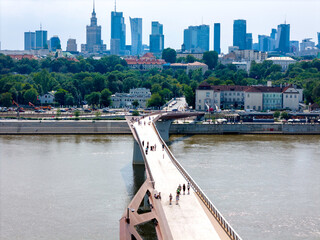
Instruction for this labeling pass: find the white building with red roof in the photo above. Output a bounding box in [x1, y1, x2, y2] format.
[125, 53, 166, 71]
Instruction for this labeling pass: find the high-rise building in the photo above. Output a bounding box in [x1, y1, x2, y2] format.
[317, 32, 320, 48]
[246, 33, 253, 50]
[233, 19, 247, 50]
[35, 29, 48, 49]
[111, 10, 126, 55]
[82, 1, 106, 54]
[67, 39, 77, 52]
[290, 40, 299, 53]
[270, 29, 277, 40]
[24, 31, 35, 50]
[149, 21, 164, 54]
[130, 17, 142, 56]
[276, 23, 290, 53]
[183, 25, 209, 53]
[300, 38, 315, 51]
[214, 23, 221, 54]
[49, 36, 61, 52]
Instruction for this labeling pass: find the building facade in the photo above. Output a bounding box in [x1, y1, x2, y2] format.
[35, 30, 48, 49]
[183, 25, 209, 53]
[276, 23, 290, 53]
[111, 11, 126, 55]
[164, 62, 208, 74]
[111, 88, 151, 108]
[130, 17, 142, 56]
[233, 19, 247, 50]
[196, 83, 301, 111]
[39, 92, 55, 104]
[149, 21, 164, 54]
[125, 53, 165, 71]
[266, 56, 296, 71]
[66, 39, 77, 52]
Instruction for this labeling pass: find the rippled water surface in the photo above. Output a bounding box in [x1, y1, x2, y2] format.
[1, 135, 319, 240]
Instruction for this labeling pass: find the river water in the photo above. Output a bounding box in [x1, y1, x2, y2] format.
[0, 135, 319, 240]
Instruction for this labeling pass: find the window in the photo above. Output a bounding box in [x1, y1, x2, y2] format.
[206, 92, 210, 97]
[294, 95, 297, 98]
[290, 95, 292, 98]
[237, 93, 240, 96]
[286, 95, 288, 98]
[248, 94, 250, 97]
[247, 106, 250, 109]
[199, 100, 201, 103]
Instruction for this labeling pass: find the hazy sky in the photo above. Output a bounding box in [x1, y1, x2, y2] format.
[0, 0, 319, 53]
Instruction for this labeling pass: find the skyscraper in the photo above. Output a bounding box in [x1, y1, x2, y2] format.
[233, 19, 247, 50]
[130, 17, 142, 56]
[35, 28, 48, 49]
[111, 10, 126, 55]
[49, 36, 61, 52]
[82, 1, 106, 54]
[67, 39, 77, 52]
[246, 33, 253, 50]
[214, 23, 221, 54]
[24, 31, 35, 50]
[149, 21, 164, 54]
[183, 25, 209, 53]
[276, 23, 290, 53]
[317, 32, 320, 48]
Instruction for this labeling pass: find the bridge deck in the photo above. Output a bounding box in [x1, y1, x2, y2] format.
[133, 115, 229, 240]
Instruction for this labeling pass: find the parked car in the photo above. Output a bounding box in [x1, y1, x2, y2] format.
[84, 109, 92, 113]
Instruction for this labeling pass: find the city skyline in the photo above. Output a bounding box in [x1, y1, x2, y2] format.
[1, 0, 319, 53]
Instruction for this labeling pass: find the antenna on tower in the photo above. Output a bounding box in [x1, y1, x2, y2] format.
[93, 0, 95, 12]
[285, 14, 287, 24]
[40, 23, 42, 30]
[114, 0, 116, 12]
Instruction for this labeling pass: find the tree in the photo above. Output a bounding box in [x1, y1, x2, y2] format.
[0, 92, 13, 107]
[274, 111, 280, 118]
[55, 89, 68, 106]
[202, 51, 218, 70]
[147, 93, 164, 108]
[281, 111, 289, 120]
[100, 88, 112, 107]
[132, 100, 139, 109]
[162, 48, 177, 63]
[183, 85, 194, 108]
[85, 92, 101, 106]
[65, 93, 75, 106]
[23, 88, 38, 104]
[186, 55, 197, 63]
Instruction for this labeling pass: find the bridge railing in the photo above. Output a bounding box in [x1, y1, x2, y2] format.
[132, 124, 155, 189]
[151, 119, 242, 240]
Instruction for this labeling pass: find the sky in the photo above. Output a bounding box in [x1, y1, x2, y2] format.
[0, 0, 319, 53]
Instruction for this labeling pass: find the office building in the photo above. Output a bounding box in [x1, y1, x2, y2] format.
[49, 36, 61, 52]
[317, 32, 320, 48]
[24, 31, 36, 50]
[183, 25, 209, 53]
[276, 23, 290, 53]
[270, 29, 277, 40]
[300, 38, 315, 51]
[214, 23, 221, 54]
[35, 29, 48, 49]
[111, 11, 126, 55]
[149, 21, 164, 54]
[130, 17, 142, 56]
[246, 33, 253, 50]
[66, 39, 77, 52]
[82, 2, 106, 54]
[233, 19, 247, 50]
[290, 41, 299, 53]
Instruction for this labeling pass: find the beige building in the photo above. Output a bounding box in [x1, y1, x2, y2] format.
[282, 86, 300, 110]
[165, 62, 208, 74]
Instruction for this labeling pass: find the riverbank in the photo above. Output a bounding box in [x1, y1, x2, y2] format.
[1, 120, 320, 135]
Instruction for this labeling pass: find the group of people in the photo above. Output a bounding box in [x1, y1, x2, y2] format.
[169, 182, 191, 205]
[143, 141, 158, 155]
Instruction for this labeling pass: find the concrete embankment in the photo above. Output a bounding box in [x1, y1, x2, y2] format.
[170, 123, 320, 135]
[0, 120, 131, 135]
[1, 121, 320, 135]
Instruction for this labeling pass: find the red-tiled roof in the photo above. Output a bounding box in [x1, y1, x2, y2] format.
[245, 86, 282, 93]
[8, 54, 37, 60]
[125, 58, 165, 65]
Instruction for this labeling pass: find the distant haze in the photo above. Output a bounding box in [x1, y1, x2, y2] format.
[0, 0, 319, 53]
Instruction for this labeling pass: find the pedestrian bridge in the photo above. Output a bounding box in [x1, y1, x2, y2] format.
[120, 112, 242, 240]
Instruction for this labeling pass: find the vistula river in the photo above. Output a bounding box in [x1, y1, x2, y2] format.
[0, 134, 319, 240]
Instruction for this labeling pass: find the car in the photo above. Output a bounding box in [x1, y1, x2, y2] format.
[60, 109, 67, 112]
[102, 108, 110, 113]
[84, 109, 92, 113]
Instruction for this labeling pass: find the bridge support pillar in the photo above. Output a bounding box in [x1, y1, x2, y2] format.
[133, 139, 144, 165]
[155, 120, 173, 142]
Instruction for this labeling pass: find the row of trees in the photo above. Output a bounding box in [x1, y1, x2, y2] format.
[1, 53, 320, 109]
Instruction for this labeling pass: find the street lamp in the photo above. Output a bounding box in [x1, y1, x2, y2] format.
[126, 208, 135, 224]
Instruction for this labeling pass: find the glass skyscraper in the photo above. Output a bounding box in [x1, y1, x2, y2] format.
[111, 11, 126, 55]
[233, 19, 247, 50]
[276, 23, 290, 53]
[149, 21, 164, 54]
[35, 30, 48, 49]
[214, 23, 221, 54]
[183, 25, 209, 53]
[24, 31, 35, 50]
[130, 17, 142, 56]
[49, 36, 61, 52]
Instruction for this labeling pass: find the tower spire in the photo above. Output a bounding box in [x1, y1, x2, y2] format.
[114, 0, 116, 12]
[93, 0, 95, 13]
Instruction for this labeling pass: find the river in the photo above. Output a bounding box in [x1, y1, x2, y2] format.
[0, 135, 319, 240]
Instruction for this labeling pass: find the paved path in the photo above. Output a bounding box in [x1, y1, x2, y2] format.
[134, 115, 223, 240]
